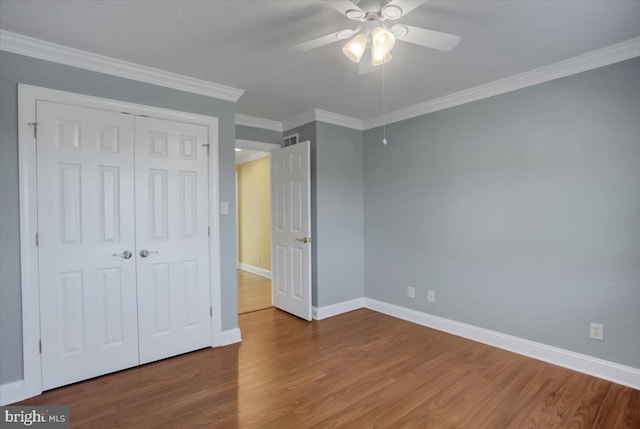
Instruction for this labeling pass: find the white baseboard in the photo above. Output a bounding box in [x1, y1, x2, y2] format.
[0, 380, 26, 405]
[312, 298, 365, 320]
[363, 298, 640, 390]
[218, 328, 242, 346]
[238, 263, 271, 279]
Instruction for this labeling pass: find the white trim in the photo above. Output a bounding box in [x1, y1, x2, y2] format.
[206, 117, 224, 350]
[218, 328, 243, 346]
[238, 263, 271, 279]
[236, 151, 270, 165]
[235, 139, 280, 152]
[315, 109, 364, 131]
[236, 114, 283, 132]
[17, 84, 224, 397]
[283, 109, 365, 132]
[235, 171, 240, 267]
[3, 29, 637, 132]
[363, 298, 640, 390]
[1, 30, 244, 101]
[282, 110, 317, 132]
[312, 298, 365, 320]
[363, 36, 640, 129]
[17, 85, 42, 402]
[236, 110, 365, 134]
[0, 381, 26, 406]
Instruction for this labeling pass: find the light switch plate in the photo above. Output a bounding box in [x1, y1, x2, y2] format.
[220, 201, 229, 215]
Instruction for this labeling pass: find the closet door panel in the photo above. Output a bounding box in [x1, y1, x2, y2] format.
[37, 101, 138, 390]
[135, 116, 211, 364]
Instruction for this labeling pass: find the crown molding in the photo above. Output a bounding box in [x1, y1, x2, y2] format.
[283, 110, 317, 132]
[235, 114, 283, 132]
[235, 139, 280, 151]
[363, 36, 640, 129]
[0, 30, 244, 102]
[283, 109, 363, 131]
[315, 109, 364, 130]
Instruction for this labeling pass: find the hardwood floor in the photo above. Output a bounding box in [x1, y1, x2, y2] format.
[237, 269, 272, 314]
[17, 308, 639, 428]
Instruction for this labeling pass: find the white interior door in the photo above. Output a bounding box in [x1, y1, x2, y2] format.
[135, 116, 212, 364]
[37, 101, 139, 390]
[271, 141, 312, 320]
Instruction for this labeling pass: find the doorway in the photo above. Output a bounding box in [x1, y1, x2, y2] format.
[235, 143, 273, 314]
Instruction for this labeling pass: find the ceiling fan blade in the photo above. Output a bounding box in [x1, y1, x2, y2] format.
[392, 24, 461, 52]
[291, 30, 353, 52]
[358, 49, 375, 75]
[325, 0, 366, 20]
[381, 0, 427, 20]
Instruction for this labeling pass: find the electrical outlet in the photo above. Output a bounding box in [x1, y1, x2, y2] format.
[427, 290, 435, 303]
[258, 255, 262, 262]
[407, 287, 415, 298]
[590, 323, 604, 341]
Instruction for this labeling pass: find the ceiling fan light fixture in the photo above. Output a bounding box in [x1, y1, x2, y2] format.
[371, 47, 392, 65]
[342, 34, 367, 63]
[371, 26, 395, 54]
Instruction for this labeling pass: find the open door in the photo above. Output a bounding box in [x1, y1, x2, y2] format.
[270, 141, 312, 320]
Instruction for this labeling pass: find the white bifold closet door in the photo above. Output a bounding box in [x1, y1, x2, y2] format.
[134, 117, 211, 364]
[37, 101, 139, 390]
[37, 102, 212, 390]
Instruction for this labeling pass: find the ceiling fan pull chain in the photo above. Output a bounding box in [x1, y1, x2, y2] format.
[382, 61, 388, 146]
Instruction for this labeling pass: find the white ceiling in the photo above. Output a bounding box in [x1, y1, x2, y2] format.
[1, 1, 639, 122]
[235, 149, 269, 165]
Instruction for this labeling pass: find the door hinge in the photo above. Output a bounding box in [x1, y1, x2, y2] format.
[210, 307, 213, 317]
[28, 122, 38, 139]
[35, 232, 39, 246]
[208, 226, 211, 237]
[202, 143, 210, 155]
[39, 339, 42, 354]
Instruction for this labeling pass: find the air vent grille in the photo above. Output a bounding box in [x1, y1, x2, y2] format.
[282, 133, 299, 148]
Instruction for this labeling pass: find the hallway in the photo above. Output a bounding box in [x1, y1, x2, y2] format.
[237, 269, 272, 314]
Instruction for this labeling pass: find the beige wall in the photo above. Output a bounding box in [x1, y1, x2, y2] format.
[236, 156, 271, 270]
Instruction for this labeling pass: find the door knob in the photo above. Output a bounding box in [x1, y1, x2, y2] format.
[295, 237, 311, 244]
[112, 250, 132, 259]
[139, 249, 159, 258]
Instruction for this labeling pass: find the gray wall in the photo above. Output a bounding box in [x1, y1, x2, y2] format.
[236, 124, 281, 145]
[283, 121, 364, 308]
[0, 51, 239, 385]
[315, 122, 364, 306]
[363, 57, 640, 368]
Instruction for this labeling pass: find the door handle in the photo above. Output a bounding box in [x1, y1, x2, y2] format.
[112, 250, 133, 259]
[139, 249, 159, 258]
[295, 237, 311, 244]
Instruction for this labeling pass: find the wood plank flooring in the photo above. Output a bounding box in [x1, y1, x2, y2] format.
[17, 308, 639, 428]
[237, 269, 272, 314]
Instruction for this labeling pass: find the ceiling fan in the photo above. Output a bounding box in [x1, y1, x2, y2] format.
[293, 0, 461, 75]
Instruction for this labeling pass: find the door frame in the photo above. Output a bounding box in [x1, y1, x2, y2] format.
[17, 84, 223, 399]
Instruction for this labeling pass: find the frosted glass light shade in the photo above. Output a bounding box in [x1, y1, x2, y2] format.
[371, 27, 395, 54]
[371, 47, 392, 65]
[342, 34, 367, 63]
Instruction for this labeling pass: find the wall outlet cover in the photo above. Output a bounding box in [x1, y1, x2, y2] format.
[407, 287, 415, 299]
[427, 290, 435, 303]
[590, 322, 604, 341]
